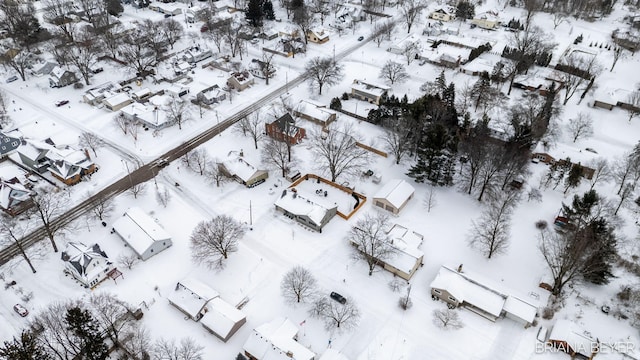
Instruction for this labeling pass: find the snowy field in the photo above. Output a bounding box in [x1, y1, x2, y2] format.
[1, 0, 640, 358]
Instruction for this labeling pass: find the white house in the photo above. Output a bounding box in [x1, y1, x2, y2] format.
[112, 207, 172, 261]
[243, 317, 315, 360]
[61, 242, 115, 288]
[200, 297, 247, 342]
[350, 79, 390, 105]
[218, 152, 268, 187]
[103, 93, 133, 112]
[167, 278, 220, 321]
[384, 224, 424, 280]
[372, 179, 415, 215]
[274, 188, 338, 232]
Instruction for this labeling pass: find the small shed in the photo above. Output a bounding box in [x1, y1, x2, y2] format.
[372, 179, 415, 215]
[548, 320, 598, 359]
[112, 207, 172, 261]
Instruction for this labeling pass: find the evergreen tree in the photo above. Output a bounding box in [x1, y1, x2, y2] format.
[263, 0, 275, 20]
[455, 0, 475, 19]
[65, 307, 108, 360]
[581, 218, 616, 284]
[435, 70, 447, 97]
[442, 82, 455, 109]
[0, 330, 50, 360]
[105, 0, 124, 16]
[329, 97, 342, 110]
[472, 72, 491, 111]
[246, 0, 264, 27]
[564, 164, 583, 194]
[407, 123, 456, 185]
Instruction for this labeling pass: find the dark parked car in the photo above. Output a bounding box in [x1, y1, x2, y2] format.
[6, 75, 18, 83]
[330, 292, 347, 304]
[91, 67, 104, 74]
[13, 304, 28, 317]
[55, 100, 69, 107]
[358, 36, 364, 41]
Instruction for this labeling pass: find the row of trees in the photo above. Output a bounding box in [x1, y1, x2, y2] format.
[0, 293, 204, 360]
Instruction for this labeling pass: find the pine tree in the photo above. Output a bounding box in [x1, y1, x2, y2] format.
[435, 70, 447, 98]
[443, 82, 455, 109]
[472, 72, 491, 111]
[564, 163, 583, 194]
[246, 0, 264, 27]
[581, 218, 616, 284]
[65, 307, 108, 360]
[407, 123, 456, 185]
[263, 0, 275, 20]
[0, 330, 50, 360]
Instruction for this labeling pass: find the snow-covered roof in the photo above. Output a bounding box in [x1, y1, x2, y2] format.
[103, 93, 132, 107]
[121, 102, 151, 118]
[61, 242, 110, 283]
[430, 266, 505, 318]
[243, 317, 315, 360]
[373, 179, 415, 209]
[0, 180, 31, 210]
[503, 296, 538, 324]
[297, 99, 337, 123]
[221, 156, 264, 183]
[132, 87, 151, 98]
[112, 207, 171, 257]
[274, 188, 337, 227]
[167, 278, 219, 319]
[85, 82, 122, 102]
[352, 79, 390, 97]
[549, 319, 597, 356]
[200, 297, 246, 338]
[383, 224, 424, 275]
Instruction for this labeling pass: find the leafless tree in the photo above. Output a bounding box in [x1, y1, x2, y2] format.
[204, 161, 227, 187]
[506, 25, 556, 94]
[0, 89, 11, 128]
[432, 309, 464, 330]
[378, 60, 409, 85]
[400, 40, 421, 66]
[0, 0, 41, 50]
[222, 20, 245, 59]
[128, 183, 147, 199]
[610, 47, 627, 72]
[190, 215, 245, 269]
[164, 98, 192, 130]
[85, 191, 115, 222]
[400, 0, 425, 33]
[31, 187, 71, 253]
[0, 44, 39, 81]
[42, 0, 77, 42]
[552, 12, 568, 29]
[380, 123, 411, 165]
[160, 18, 183, 50]
[262, 137, 296, 177]
[347, 213, 393, 276]
[280, 266, 317, 304]
[468, 190, 520, 259]
[234, 112, 264, 149]
[626, 91, 640, 123]
[129, 122, 139, 143]
[152, 338, 204, 360]
[30, 299, 84, 359]
[309, 0, 329, 25]
[261, 51, 276, 85]
[556, 54, 600, 105]
[79, 132, 104, 158]
[63, 28, 100, 85]
[202, 20, 227, 53]
[99, 22, 124, 59]
[0, 214, 38, 273]
[587, 158, 611, 191]
[309, 296, 360, 332]
[121, 326, 152, 360]
[292, 5, 313, 45]
[305, 57, 344, 95]
[567, 112, 594, 142]
[117, 253, 140, 270]
[398, 285, 413, 310]
[119, 29, 156, 78]
[423, 185, 437, 212]
[185, 148, 209, 175]
[89, 293, 136, 347]
[306, 123, 370, 182]
[113, 113, 129, 135]
[156, 186, 171, 208]
[612, 149, 640, 195]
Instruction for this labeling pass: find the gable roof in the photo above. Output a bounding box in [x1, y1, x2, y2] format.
[167, 278, 220, 319]
[112, 207, 171, 257]
[243, 317, 315, 360]
[0, 180, 32, 211]
[61, 242, 109, 280]
[373, 179, 415, 209]
[220, 155, 266, 183]
[275, 188, 337, 227]
[200, 297, 246, 339]
[270, 113, 303, 136]
[549, 319, 597, 357]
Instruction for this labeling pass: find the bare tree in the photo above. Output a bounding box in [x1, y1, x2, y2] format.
[128, 183, 147, 199]
[42, 0, 77, 42]
[0, 214, 38, 273]
[280, 266, 317, 304]
[555, 54, 600, 105]
[432, 309, 464, 330]
[63, 28, 100, 85]
[234, 112, 264, 149]
[587, 158, 611, 191]
[113, 113, 130, 135]
[117, 253, 140, 270]
[306, 123, 370, 182]
[79, 132, 104, 158]
[0, 44, 39, 81]
[164, 98, 192, 130]
[400, 0, 425, 33]
[378, 60, 409, 85]
[347, 213, 393, 276]
[292, 4, 313, 45]
[0, 0, 42, 50]
[309, 296, 360, 331]
[31, 187, 71, 253]
[305, 57, 344, 95]
[262, 136, 296, 177]
[261, 51, 276, 85]
[204, 161, 227, 187]
[152, 338, 204, 360]
[30, 300, 84, 359]
[626, 91, 640, 123]
[89, 293, 136, 347]
[612, 149, 640, 195]
[185, 148, 209, 175]
[121, 326, 152, 360]
[380, 123, 411, 165]
[86, 192, 115, 222]
[190, 215, 245, 269]
[398, 285, 413, 310]
[0, 89, 11, 128]
[400, 40, 421, 66]
[423, 185, 437, 212]
[468, 190, 520, 259]
[156, 186, 171, 208]
[552, 12, 568, 29]
[567, 112, 593, 142]
[119, 28, 156, 78]
[372, 21, 394, 48]
[610, 47, 627, 72]
[160, 18, 184, 50]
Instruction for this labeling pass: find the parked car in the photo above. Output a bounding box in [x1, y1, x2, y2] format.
[200, 24, 209, 32]
[55, 100, 69, 107]
[585, 147, 598, 154]
[13, 304, 28, 317]
[91, 67, 104, 74]
[330, 291, 347, 304]
[6, 75, 18, 83]
[358, 36, 364, 41]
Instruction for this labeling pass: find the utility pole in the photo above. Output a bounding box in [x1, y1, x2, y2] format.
[249, 200, 253, 227]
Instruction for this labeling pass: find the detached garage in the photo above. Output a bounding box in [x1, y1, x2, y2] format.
[372, 179, 415, 215]
[112, 207, 172, 261]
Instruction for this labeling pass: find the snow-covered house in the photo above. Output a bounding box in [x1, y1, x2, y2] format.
[471, 12, 501, 29]
[46, 145, 97, 185]
[242, 317, 315, 360]
[0, 178, 34, 216]
[387, 33, 421, 54]
[429, 7, 456, 22]
[372, 179, 415, 215]
[218, 152, 268, 187]
[306, 29, 329, 44]
[48, 66, 78, 88]
[265, 113, 306, 145]
[32, 61, 58, 77]
[249, 59, 276, 80]
[131, 87, 153, 102]
[112, 207, 172, 261]
[61, 242, 115, 288]
[274, 188, 338, 232]
[0, 131, 21, 157]
[83, 82, 122, 106]
[196, 85, 227, 105]
[167, 278, 220, 321]
[294, 99, 337, 127]
[165, 84, 190, 98]
[103, 93, 133, 112]
[548, 320, 598, 359]
[149, 2, 182, 15]
[350, 79, 390, 105]
[200, 297, 247, 342]
[227, 71, 255, 92]
[430, 265, 541, 325]
[182, 45, 213, 64]
[383, 224, 424, 280]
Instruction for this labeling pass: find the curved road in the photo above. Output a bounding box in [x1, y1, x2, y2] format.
[0, 32, 381, 266]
